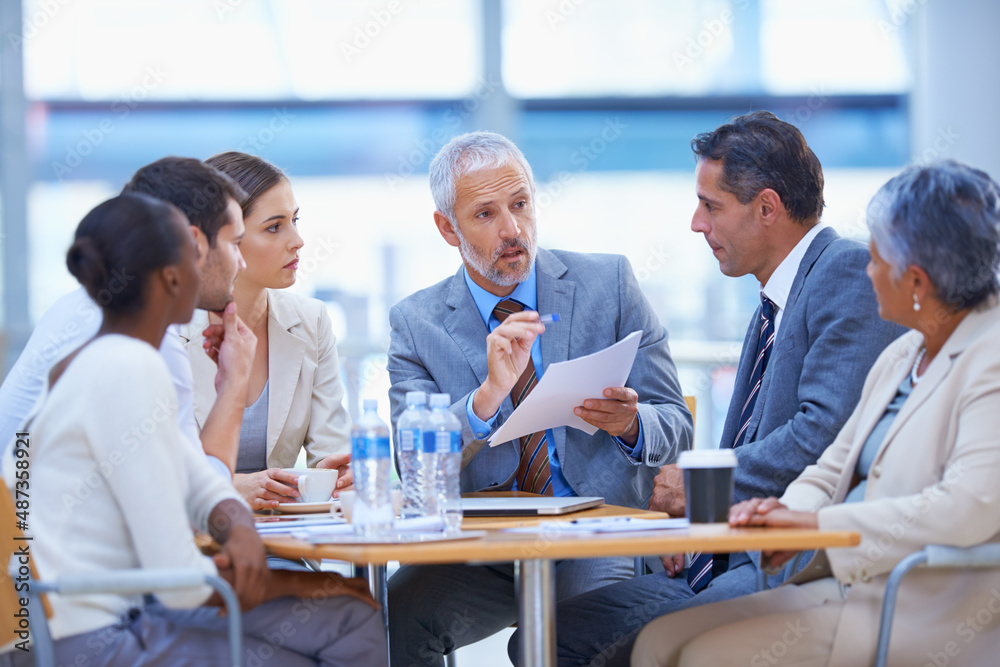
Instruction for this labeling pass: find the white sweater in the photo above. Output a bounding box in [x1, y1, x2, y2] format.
[2, 335, 240, 641]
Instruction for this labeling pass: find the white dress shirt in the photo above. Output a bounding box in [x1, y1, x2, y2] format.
[761, 224, 827, 333]
[0, 288, 228, 479]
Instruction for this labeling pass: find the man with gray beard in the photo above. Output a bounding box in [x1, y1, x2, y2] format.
[385, 131, 692, 665]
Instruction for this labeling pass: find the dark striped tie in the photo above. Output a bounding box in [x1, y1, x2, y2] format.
[688, 294, 777, 593]
[492, 299, 553, 495]
[732, 295, 777, 449]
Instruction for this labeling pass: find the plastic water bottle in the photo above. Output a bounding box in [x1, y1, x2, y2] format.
[427, 393, 463, 532]
[397, 391, 428, 519]
[417, 408, 439, 521]
[351, 399, 393, 537]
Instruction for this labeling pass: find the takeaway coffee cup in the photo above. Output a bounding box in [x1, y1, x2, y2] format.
[283, 468, 338, 504]
[677, 449, 738, 524]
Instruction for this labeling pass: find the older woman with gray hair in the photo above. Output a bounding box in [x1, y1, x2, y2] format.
[631, 160, 1000, 667]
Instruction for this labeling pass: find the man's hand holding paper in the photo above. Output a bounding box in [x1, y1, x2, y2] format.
[573, 386, 640, 445]
[487, 330, 643, 447]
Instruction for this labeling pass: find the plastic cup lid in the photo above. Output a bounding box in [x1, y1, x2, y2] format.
[677, 449, 738, 469]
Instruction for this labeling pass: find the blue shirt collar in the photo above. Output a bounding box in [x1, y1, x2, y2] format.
[463, 263, 538, 329]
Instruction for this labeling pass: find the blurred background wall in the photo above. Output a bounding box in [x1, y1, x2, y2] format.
[1, 0, 998, 449]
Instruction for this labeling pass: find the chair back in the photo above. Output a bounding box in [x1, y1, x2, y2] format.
[683, 395, 697, 432]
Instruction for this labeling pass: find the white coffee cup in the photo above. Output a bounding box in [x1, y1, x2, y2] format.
[283, 468, 338, 504]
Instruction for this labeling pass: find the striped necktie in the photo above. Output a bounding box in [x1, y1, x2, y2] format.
[688, 294, 777, 593]
[732, 295, 777, 449]
[492, 299, 553, 495]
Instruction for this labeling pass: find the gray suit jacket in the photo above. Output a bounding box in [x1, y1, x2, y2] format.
[722, 227, 904, 584]
[387, 248, 692, 509]
[724, 227, 906, 502]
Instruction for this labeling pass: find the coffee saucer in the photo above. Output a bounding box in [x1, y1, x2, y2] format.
[273, 500, 340, 514]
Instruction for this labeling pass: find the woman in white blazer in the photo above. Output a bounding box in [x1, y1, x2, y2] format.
[632, 160, 1000, 666]
[183, 152, 352, 510]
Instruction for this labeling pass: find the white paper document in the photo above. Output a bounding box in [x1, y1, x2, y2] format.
[255, 517, 346, 535]
[488, 330, 643, 446]
[502, 517, 690, 534]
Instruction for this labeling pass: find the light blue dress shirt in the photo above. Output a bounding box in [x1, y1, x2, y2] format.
[462, 265, 644, 496]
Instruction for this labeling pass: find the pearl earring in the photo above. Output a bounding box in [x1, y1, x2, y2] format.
[913, 294, 921, 312]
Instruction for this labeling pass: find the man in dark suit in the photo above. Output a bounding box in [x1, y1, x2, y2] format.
[386, 131, 693, 665]
[537, 111, 905, 666]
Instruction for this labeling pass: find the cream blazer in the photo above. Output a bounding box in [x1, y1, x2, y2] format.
[180, 290, 351, 469]
[781, 298, 1000, 666]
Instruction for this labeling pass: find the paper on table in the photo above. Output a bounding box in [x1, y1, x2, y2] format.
[488, 330, 642, 446]
[285, 516, 446, 541]
[502, 518, 689, 534]
[256, 517, 346, 535]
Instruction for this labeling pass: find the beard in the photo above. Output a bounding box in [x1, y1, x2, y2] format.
[455, 227, 536, 288]
[197, 249, 235, 312]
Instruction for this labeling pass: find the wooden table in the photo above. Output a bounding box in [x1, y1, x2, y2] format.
[260, 498, 859, 667]
[458, 490, 670, 530]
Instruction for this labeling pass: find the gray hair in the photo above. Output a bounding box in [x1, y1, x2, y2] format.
[429, 131, 535, 223]
[867, 160, 1000, 310]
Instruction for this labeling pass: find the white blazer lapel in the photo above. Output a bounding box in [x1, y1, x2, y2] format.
[266, 291, 306, 463]
[874, 307, 995, 464]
